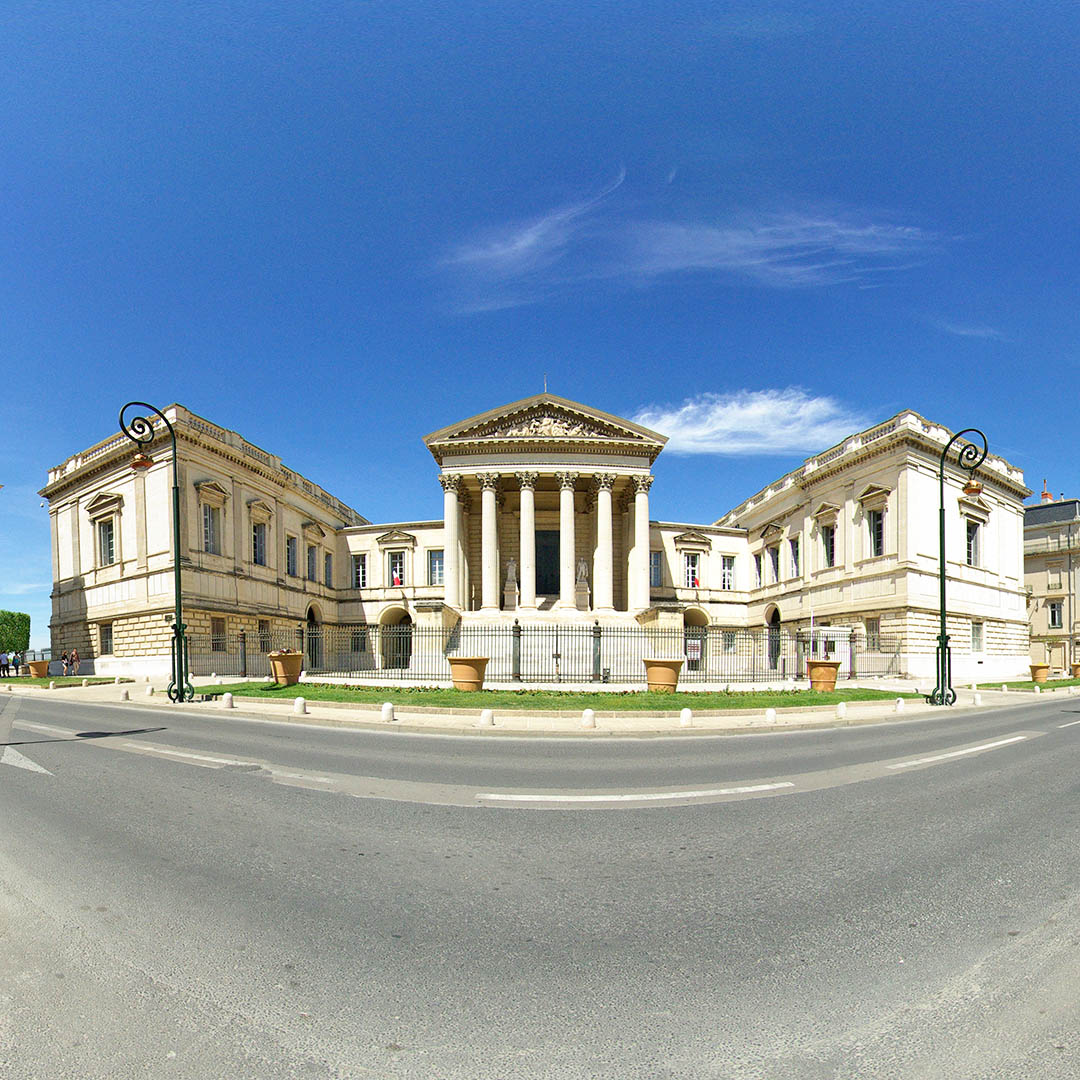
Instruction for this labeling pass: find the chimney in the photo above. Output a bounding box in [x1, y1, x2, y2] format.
[1041, 479, 1055, 504]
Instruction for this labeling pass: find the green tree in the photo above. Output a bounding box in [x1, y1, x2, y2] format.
[0, 611, 31, 652]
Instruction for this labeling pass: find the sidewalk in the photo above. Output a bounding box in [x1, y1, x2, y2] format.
[4, 676, 1069, 737]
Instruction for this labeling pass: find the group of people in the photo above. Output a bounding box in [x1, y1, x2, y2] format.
[61, 649, 80, 676]
[0, 651, 24, 677]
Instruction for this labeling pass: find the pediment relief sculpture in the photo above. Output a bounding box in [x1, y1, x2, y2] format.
[465, 408, 636, 442]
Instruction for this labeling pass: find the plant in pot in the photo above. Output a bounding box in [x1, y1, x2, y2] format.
[268, 648, 304, 685]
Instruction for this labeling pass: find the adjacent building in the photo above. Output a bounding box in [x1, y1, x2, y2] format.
[40, 395, 1033, 682]
[1024, 485, 1080, 673]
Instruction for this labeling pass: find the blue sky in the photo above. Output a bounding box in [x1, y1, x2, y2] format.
[1, 2, 1077, 646]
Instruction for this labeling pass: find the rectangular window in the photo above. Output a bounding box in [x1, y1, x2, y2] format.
[211, 617, 226, 651]
[866, 617, 880, 650]
[428, 549, 444, 586]
[754, 553, 762, 587]
[98, 519, 116, 566]
[1048, 563, 1063, 591]
[868, 509, 884, 558]
[202, 504, 221, 555]
[790, 537, 800, 578]
[966, 520, 980, 567]
[649, 550, 663, 588]
[722, 630, 737, 653]
[252, 522, 267, 566]
[971, 621, 984, 652]
[721, 555, 735, 590]
[389, 550, 405, 586]
[286, 536, 298, 577]
[307, 545, 318, 582]
[684, 552, 700, 589]
[258, 619, 271, 652]
[821, 525, 836, 568]
[1050, 601, 1063, 629]
[99, 623, 113, 655]
[324, 552, 333, 587]
[768, 546, 780, 583]
[352, 553, 367, 588]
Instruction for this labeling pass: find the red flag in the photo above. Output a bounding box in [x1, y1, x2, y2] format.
[693, 576, 700, 587]
[393, 572, 401, 586]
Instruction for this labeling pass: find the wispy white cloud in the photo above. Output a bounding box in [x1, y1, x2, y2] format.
[442, 186, 936, 311]
[0, 582, 51, 597]
[934, 320, 1005, 340]
[633, 388, 870, 455]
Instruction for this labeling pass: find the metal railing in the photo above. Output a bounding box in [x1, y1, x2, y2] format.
[189, 625, 901, 684]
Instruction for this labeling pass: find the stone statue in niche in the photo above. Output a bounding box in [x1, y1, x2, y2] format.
[576, 557, 589, 583]
[504, 557, 519, 611]
[575, 557, 590, 610]
[506, 558, 517, 585]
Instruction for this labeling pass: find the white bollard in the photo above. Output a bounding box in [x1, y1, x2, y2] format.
[82, 678, 88, 687]
[1069, 687, 1077, 696]
[1034, 685, 1041, 694]
[1001, 684, 1008, 692]
[114, 676, 121, 684]
[211, 672, 216, 680]
[222, 692, 234, 709]
[49, 681, 55, 690]
[679, 707, 693, 727]
[835, 701, 847, 719]
[970, 682, 977, 691]
[5, 684, 11, 692]
[580, 708, 596, 729]
[894, 697, 905, 713]
[215, 676, 223, 685]
[120, 689, 129, 701]
[145, 685, 154, 696]
[293, 697, 307, 715]
[381, 702, 395, 723]
[764, 707, 777, 724]
[974, 692, 982, 706]
[477, 708, 494, 728]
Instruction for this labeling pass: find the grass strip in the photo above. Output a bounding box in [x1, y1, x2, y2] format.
[0, 677, 132, 687]
[977, 677, 1080, 691]
[198, 682, 920, 711]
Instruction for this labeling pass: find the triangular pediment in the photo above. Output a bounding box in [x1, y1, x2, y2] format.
[85, 491, 123, 518]
[759, 521, 784, 540]
[424, 394, 667, 464]
[812, 501, 840, 521]
[674, 530, 712, 550]
[377, 529, 416, 548]
[302, 520, 327, 540]
[958, 493, 991, 521]
[194, 479, 230, 506]
[858, 484, 890, 506]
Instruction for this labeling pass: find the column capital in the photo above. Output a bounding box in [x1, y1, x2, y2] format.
[477, 473, 501, 491]
[515, 471, 539, 490]
[439, 474, 463, 494]
[555, 471, 579, 490]
[633, 474, 654, 495]
[592, 473, 617, 492]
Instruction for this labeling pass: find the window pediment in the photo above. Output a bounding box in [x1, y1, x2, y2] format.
[812, 501, 840, 524]
[247, 499, 274, 524]
[194, 479, 229, 507]
[377, 529, 416, 549]
[302, 520, 327, 541]
[673, 530, 712, 552]
[759, 521, 784, 541]
[857, 484, 890, 510]
[85, 492, 123, 520]
[958, 494, 990, 523]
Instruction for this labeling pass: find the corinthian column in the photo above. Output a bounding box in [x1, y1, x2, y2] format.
[439, 474, 461, 608]
[592, 474, 616, 611]
[556, 472, 578, 608]
[477, 473, 500, 611]
[516, 472, 538, 609]
[631, 475, 654, 610]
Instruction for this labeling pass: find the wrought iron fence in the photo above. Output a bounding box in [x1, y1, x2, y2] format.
[189, 624, 901, 684]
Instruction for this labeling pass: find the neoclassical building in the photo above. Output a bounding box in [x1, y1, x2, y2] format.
[40, 394, 1032, 681]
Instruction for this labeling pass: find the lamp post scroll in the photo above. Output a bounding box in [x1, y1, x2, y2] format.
[926, 427, 988, 706]
[119, 401, 194, 703]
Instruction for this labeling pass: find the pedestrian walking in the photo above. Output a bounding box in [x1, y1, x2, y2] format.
[71, 648, 80, 676]
[0, 652, 8, 678]
[61, 651, 69, 676]
[11, 651, 20, 676]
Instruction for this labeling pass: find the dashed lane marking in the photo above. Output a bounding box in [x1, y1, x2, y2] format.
[885, 735, 1028, 770]
[476, 782, 795, 804]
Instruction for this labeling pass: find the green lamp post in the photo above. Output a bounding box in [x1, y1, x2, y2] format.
[926, 427, 988, 706]
[119, 402, 194, 703]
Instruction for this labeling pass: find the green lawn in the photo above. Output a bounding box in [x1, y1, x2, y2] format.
[0, 677, 132, 687]
[197, 682, 920, 711]
[977, 677, 1080, 692]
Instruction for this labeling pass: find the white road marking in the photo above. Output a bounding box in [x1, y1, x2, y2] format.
[120, 744, 259, 767]
[886, 735, 1027, 770]
[1058, 718, 1080, 728]
[475, 781, 795, 804]
[1, 746, 52, 775]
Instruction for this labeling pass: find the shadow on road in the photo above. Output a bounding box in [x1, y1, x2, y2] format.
[1, 726, 167, 747]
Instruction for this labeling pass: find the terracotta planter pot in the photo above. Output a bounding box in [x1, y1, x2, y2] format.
[27, 660, 49, 678]
[643, 657, 684, 693]
[449, 656, 488, 691]
[1030, 663, 1050, 684]
[268, 651, 303, 685]
[807, 658, 842, 692]
[1071, 663, 1080, 679]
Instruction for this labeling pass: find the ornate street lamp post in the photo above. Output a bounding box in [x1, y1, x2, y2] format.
[926, 427, 988, 706]
[119, 402, 194, 703]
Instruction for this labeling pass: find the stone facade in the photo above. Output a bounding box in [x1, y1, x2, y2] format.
[41, 396, 1033, 681]
[1024, 492, 1080, 672]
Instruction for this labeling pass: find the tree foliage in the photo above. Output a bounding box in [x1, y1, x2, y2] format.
[0, 611, 31, 652]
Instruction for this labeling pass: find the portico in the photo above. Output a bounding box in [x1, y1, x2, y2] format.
[423, 394, 667, 618]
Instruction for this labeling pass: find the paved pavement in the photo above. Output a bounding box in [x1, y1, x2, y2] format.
[2, 674, 1066, 736]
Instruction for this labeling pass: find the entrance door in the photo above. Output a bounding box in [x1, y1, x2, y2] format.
[535, 530, 559, 595]
[767, 609, 781, 671]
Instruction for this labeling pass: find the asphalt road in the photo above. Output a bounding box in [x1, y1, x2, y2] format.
[3, 693, 1080, 1078]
